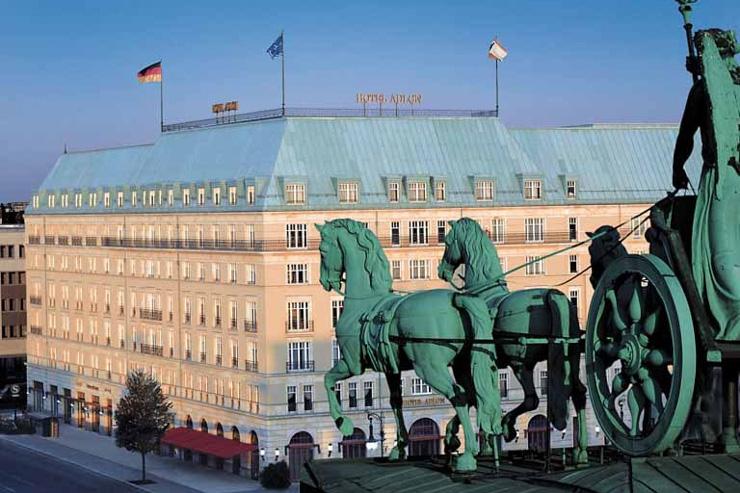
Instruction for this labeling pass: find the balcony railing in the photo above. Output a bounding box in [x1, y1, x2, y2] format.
[214, 316, 221, 328]
[184, 313, 192, 324]
[85, 236, 98, 246]
[57, 236, 70, 246]
[243, 320, 258, 333]
[140, 344, 163, 357]
[199, 315, 206, 326]
[229, 319, 237, 330]
[44, 235, 55, 245]
[231, 357, 239, 368]
[245, 360, 259, 372]
[28, 236, 40, 245]
[215, 355, 222, 366]
[71, 236, 83, 246]
[30, 325, 43, 335]
[286, 320, 314, 333]
[200, 352, 206, 363]
[286, 360, 314, 373]
[185, 349, 192, 361]
[139, 308, 163, 321]
[30, 296, 42, 306]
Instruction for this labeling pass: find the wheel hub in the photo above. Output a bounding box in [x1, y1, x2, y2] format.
[617, 333, 643, 376]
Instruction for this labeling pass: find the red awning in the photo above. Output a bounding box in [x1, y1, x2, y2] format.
[162, 427, 256, 459]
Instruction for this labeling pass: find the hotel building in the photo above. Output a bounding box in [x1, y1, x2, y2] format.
[24, 111, 696, 480]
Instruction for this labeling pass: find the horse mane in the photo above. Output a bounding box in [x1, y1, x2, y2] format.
[329, 219, 392, 292]
[454, 218, 503, 282]
[587, 225, 628, 288]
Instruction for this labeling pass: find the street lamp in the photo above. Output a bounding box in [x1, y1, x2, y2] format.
[366, 412, 385, 458]
[259, 447, 266, 462]
[327, 442, 333, 458]
[274, 447, 280, 461]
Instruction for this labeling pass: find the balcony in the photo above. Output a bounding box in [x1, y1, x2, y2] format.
[214, 316, 221, 328]
[231, 357, 238, 368]
[71, 236, 83, 246]
[28, 236, 40, 245]
[243, 320, 258, 333]
[119, 305, 125, 315]
[245, 360, 259, 372]
[85, 236, 98, 247]
[286, 360, 314, 373]
[120, 339, 125, 349]
[30, 325, 43, 336]
[105, 337, 111, 347]
[29, 296, 42, 306]
[199, 352, 206, 363]
[184, 313, 192, 324]
[57, 236, 70, 246]
[229, 319, 237, 330]
[199, 315, 206, 326]
[215, 355, 222, 366]
[140, 308, 163, 321]
[285, 320, 314, 333]
[140, 344, 164, 357]
[44, 235, 55, 245]
[185, 349, 192, 361]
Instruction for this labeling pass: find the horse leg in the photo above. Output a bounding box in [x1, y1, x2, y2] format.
[449, 359, 475, 455]
[385, 371, 408, 461]
[444, 416, 461, 456]
[414, 362, 478, 472]
[324, 358, 354, 437]
[502, 363, 539, 442]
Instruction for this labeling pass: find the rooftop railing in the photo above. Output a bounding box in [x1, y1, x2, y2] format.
[162, 107, 498, 133]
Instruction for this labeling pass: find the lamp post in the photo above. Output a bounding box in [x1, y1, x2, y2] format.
[366, 412, 386, 458]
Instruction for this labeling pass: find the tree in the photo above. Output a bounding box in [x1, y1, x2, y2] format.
[114, 369, 172, 483]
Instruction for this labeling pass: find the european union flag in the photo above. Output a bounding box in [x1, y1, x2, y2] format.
[267, 33, 283, 59]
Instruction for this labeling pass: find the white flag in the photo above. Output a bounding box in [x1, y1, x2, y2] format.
[488, 39, 508, 61]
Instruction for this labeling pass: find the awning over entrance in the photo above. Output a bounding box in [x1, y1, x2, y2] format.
[162, 427, 256, 459]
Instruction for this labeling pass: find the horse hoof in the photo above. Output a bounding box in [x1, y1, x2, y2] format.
[574, 450, 589, 465]
[502, 421, 516, 442]
[336, 416, 355, 437]
[444, 436, 461, 455]
[388, 447, 406, 461]
[453, 452, 477, 472]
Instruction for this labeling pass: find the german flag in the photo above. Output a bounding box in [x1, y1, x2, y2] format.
[137, 61, 162, 83]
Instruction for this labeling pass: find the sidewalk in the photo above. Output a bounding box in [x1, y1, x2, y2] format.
[0, 422, 297, 493]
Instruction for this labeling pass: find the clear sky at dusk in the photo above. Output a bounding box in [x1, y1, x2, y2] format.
[1, 0, 738, 201]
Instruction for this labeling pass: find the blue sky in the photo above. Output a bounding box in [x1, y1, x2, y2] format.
[0, 0, 738, 201]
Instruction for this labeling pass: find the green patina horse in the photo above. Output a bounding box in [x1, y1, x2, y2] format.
[438, 218, 589, 464]
[316, 218, 498, 472]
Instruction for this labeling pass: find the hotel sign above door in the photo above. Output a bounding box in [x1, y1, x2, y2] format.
[356, 93, 423, 105]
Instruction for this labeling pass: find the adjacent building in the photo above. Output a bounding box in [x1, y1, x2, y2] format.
[24, 112, 698, 480]
[0, 203, 27, 408]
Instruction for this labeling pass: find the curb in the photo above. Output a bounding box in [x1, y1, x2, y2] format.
[0, 434, 157, 492]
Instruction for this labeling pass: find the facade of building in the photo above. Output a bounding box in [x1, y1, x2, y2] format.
[24, 114, 698, 479]
[1, 204, 27, 408]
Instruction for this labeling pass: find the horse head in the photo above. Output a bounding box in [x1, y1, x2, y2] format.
[438, 219, 462, 282]
[316, 219, 392, 298]
[586, 225, 628, 288]
[439, 217, 504, 288]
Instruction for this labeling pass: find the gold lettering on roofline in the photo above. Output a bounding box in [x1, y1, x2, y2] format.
[356, 93, 422, 105]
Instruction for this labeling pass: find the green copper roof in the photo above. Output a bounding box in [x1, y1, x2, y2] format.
[29, 116, 702, 215]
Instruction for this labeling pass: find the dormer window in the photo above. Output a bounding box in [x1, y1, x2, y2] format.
[566, 179, 577, 199]
[407, 181, 427, 202]
[117, 192, 124, 208]
[48, 194, 56, 208]
[104, 193, 110, 208]
[388, 182, 400, 203]
[228, 187, 237, 205]
[213, 187, 221, 206]
[524, 179, 542, 200]
[167, 189, 174, 206]
[33, 195, 39, 208]
[148, 191, 156, 207]
[475, 180, 494, 201]
[183, 189, 191, 206]
[338, 182, 359, 204]
[61, 194, 69, 208]
[247, 185, 255, 205]
[89, 192, 97, 207]
[435, 181, 446, 201]
[285, 183, 306, 205]
[131, 191, 138, 207]
[197, 188, 205, 206]
[75, 193, 83, 208]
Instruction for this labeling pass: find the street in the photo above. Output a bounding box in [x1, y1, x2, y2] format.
[0, 439, 140, 493]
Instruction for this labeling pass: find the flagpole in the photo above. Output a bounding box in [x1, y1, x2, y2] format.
[495, 59, 499, 116]
[281, 30, 286, 116]
[160, 61, 164, 132]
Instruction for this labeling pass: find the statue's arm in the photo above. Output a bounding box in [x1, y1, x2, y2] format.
[672, 83, 703, 188]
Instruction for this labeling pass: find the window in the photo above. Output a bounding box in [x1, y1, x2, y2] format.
[407, 181, 427, 202]
[167, 189, 174, 206]
[116, 192, 124, 208]
[287, 341, 313, 371]
[411, 377, 432, 395]
[131, 191, 138, 207]
[525, 256, 545, 276]
[388, 182, 400, 203]
[348, 382, 358, 408]
[569, 288, 580, 315]
[436, 221, 446, 244]
[75, 193, 83, 208]
[475, 180, 494, 201]
[285, 183, 305, 205]
[364, 381, 374, 407]
[33, 195, 39, 208]
[331, 299, 344, 327]
[148, 190, 155, 207]
[182, 189, 190, 206]
[102, 193, 110, 208]
[491, 218, 505, 244]
[409, 259, 429, 280]
[631, 217, 648, 238]
[287, 301, 311, 331]
[525, 218, 544, 243]
[540, 370, 548, 395]
[338, 182, 359, 204]
[245, 264, 256, 284]
[569, 254, 578, 274]
[48, 194, 56, 208]
[246, 185, 255, 205]
[303, 385, 314, 411]
[568, 217, 578, 242]
[229, 263, 238, 283]
[524, 179, 542, 200]
[391, 260, 402, 280]
[287, 264, 308, 284]
[435, 181, 446, 201]
[499, 372, 509, 398]
[566, 179, 577, 198]
[408, 220, 428, 245]
[335, 382, 342, 407]
[390, 221, 400, 246]
[286, 224, 308, 249]
[197, 188, 205, 206]
[287, 385, 297, 412]
[228, 186, 237, 205]
[213, 187, 221, 206]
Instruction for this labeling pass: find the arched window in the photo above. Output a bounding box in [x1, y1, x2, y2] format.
[288, 432, 314, 482]
[527, 414, 549, 453]
[231, 426, 240, 441]
[200, 419, 208, 433]
[341, 428, 367, 459]
[185, 415, 193, 429]
[408, 418, 440, 457]
[216, 423, 224, 437]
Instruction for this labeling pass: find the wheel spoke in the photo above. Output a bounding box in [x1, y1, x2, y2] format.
[605, 289, 627, 333]
[642, 309, 659, 337]
[628, 282, 643, 325]
[627, 386, 646, 437]
[640, 375, 664, 414]
[645, 349, 671, 367]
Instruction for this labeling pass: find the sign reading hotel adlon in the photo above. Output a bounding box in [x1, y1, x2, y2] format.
[356, 93, 422, 105]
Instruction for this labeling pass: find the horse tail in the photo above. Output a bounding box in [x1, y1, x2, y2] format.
[546, 290, 573, 431]
[453, 294, 500, 436]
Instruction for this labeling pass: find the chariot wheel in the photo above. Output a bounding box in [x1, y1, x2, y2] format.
[585, 254, 696, 456]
